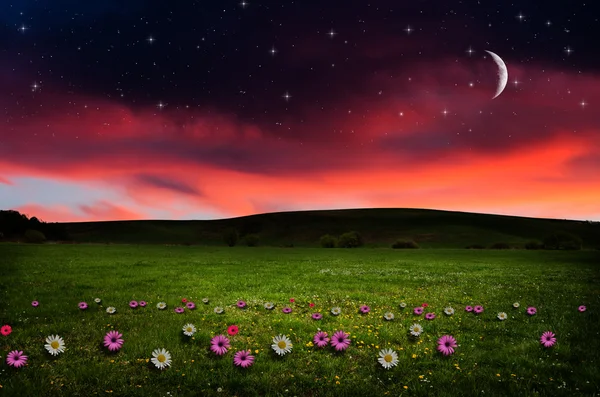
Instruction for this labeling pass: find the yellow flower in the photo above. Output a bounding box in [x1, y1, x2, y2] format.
[403, 386, 408, 389]
[412, 354, 417, 359]
[496, 374, 500, 377]
[419, 375, 424, 379]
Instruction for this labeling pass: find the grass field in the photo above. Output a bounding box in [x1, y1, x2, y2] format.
[1, 244, 599, 396]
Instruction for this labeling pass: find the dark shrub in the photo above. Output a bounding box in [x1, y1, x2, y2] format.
[319, 234, 337, 248]
[465, 244, 485, 249]
[391, 239, 419, 249]
[223, 229, 239, 247]
[525, 240, 544, 250]
[244, 234, 260, 247]
[24, 229, 46, 243]
[543, 232, 582, 250]
[489, 242, 510, 249]
[337, 231, 363, 248]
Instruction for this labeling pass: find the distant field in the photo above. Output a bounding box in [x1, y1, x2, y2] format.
[1, 244, 599, 396]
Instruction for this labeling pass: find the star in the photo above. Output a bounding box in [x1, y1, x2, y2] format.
[31, 82, 40, 92]
[513, 79, 520, 87]
[546, 20, 552, 26]
[327, 29, 336, 38]
[466, 47, 475, 56]
[269, 46, 277, 56]
[239, 0, 249, 8]
[580, 100, 587, 108]
[282, 92, 291, 101]
[18, 25, 27, 33]
[442, 109, 449, 117]
[516, 12, 525, 22]
[157, 101, 166, 110]
[147, 36, 155, 44]
[564, 46, 573, 55]
[404, 25, 413, 34]
[468, 82, 474, 87]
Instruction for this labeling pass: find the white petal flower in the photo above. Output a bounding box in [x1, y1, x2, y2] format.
[94, 298, 102, 304]
[182, 323, 196, 336]
[399, 302, 407, 308]
[157, 302, 167, 310]
[214, 306, 224, 314]
[377, 348, 399, 369]
[331, 307, 341, 315]
[513, 302, 520, 308]
[271, 334, 293, 356]
[383, 312, 394, 321]
[45, 335, 66, 356]
[497, 312, 508, 321]
[444, 307, 455, 315]
[151, 348, 172, 370]
[106, 306, 116, 314]
[409, 323, 423, 337]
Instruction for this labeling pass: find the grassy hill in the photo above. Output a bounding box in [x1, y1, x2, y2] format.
[60, 208, 600, 249]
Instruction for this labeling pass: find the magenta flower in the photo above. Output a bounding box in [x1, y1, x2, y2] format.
[313, 331, 330, 348]
[465, 305, 473, 312]
[104, 330, 124, 351]
[473, 305, 484, 314]
[330, 331, 351, 351]
[129, 301, 138, 308]
[139, 301, 147, 307]
[578, 305, 586, 312]
[186, 302, 196, 310]
[360, 305, 370, 314]
[540, 331, 556, 348]
[311, 313, 323, 320]
[437, 335, 457, 356]
[527, 306, 537, 316]
[413, 307, 424, 315]
[425, 312, 436, 320]
[174, 307, 185, 314]
[237, 300, 247, 308]
[282, 307, 292, 314]
[31, 301, 39, 307]
[233, 349, 255, 368]
[210, 335, 230, 356]
[78, 302, 88, 310]
[6, 350, 28, 368]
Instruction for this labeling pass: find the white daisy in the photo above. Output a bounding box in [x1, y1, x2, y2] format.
[151, 348, 172, 370]
[399, 302, 407, 308]
[444, 307, 455, 316]
[497, 312, 508, 321]
[214, 306, 224, 314]
[383, 312, 394, 321]
[157, 302, 167, 310]
[377, 348, 399, 369]
[106, 306, 116, 314]
[331, 307, 341, 316]
[182, 323, 196, 336]
[271, 334, 293, 356]
[513, 302, 520, 308]
[264, 302, 274, 310]
[409, 323, 423, 337]
[94, 298, 102, 304]
[202, 298, 209, 304]
[45, 335, 66, 356]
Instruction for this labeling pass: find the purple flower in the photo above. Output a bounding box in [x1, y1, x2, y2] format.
[425, 312, 436, 320]
[210, 335, 230, 356]
[413, 307, 423, 315]
[237, 300, 246, 308]
[186, 302, 196, 310]
[437, 335, 457, 356]
[129, 301, 138, 309]
[103, 330, 124, 351]
[311, 312, 323, 320]
[31, 301, 39, 307]
[233, 349, 254, 368]
[527, 306, 537, 316]
[540, 331, 556, 348]
[282, 307, 292, 314]
[578, 305, 586, 312]
[465, 305, 473, 312]
[359, 305, 370, 314]
[313, 331, 329, 348]
[330, 331, 351, 351]
[174, 307, 185, 314]
[78, 302, 88, 310]
[473, 305, 484, 314]
[6, 350, 28, 368]
[139, 301, 147, 307]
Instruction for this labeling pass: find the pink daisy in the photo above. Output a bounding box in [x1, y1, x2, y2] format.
[31, 301, 39, 307]
[527, 306, 537, 316]
[414, 307, 424, 315]
[139, 301, 147, 307]
[237, 300, 247, 308]
[104, 330, 124, 351]
[186, 302, 196, 310]
[437, 335, 457, 356]
[6, 350, 28, 368]
[1, 325, 12, 336]
[360, 305, 370, 314]
[174, 307, 185, 314]
[330, 331, 351, 351]
[309, 303, 315, 308]
[311, 313, 323, 320]
[210, 335, 230, 356]
[289, 298, 295, 303]
[129, 301, 138, 308]
[540, 331, 556, 348]
[182, 298, 188, 303]
[233, 350, 255, 368]
[78, 302, 88, 310]
[465, 305, 473, 312]
[473, 305, 484, 314]
[282, 307, 292, 314]
[313, 331, 329, 348]
[578, 305, 586, 312]
[422, 303, 429, 307]
[425, 312, 436, 320]
[227, 325, 239, 336]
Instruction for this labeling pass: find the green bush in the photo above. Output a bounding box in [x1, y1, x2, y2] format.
[489, 242, 510, 249]
[391, 239, 419, 249]
[319, 234, 337, 248]
[243, 234, 260, 247]
[543, 232, 582, 250]
[223, 229, 239, 247]
[337, 231, 363, 248]
[24, 229, 46, 243]
[525, 240, 544, 250]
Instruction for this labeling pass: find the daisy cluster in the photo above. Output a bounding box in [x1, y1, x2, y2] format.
[2, 298, 585, 370]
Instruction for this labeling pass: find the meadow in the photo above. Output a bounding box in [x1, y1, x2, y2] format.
[1, 244, 599, 396]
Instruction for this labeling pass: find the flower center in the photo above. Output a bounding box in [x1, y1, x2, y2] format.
[111, 337, 117, 342]
[157, 354, 166, 363]
[187, 327, 192, 332]
[278, 341, 287, 349]
[384, 354, 393, 363]
[51, 341, 59, 349]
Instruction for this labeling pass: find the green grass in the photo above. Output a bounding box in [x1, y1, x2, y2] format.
[1, 244, 599, 396]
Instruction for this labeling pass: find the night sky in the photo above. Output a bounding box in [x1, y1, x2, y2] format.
[1, 0, 599, 222]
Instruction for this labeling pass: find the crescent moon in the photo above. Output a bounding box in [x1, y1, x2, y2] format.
[485, 50, 508, 99]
